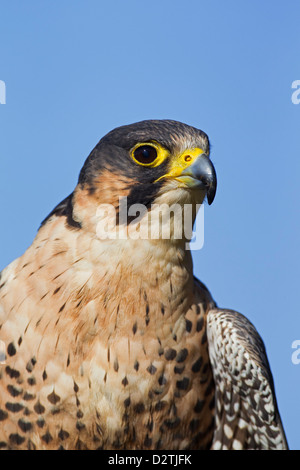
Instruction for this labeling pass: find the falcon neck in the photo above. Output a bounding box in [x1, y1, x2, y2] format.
[88, 234, 196, 327]
[27, 213, 203, 354]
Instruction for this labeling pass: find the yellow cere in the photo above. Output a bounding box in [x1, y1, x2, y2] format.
[155, 147, 204, 182]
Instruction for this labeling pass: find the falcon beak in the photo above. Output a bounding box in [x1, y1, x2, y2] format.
[177, 154, 217, 205]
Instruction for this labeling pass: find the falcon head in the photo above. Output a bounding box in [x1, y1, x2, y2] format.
[42, 120, 217, 237]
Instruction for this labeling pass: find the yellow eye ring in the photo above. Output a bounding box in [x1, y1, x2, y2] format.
[132, 144, 157, 165]
[130, 142, 169, 167]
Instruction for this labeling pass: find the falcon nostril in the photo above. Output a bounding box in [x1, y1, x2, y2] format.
[184, 155, 192, 162]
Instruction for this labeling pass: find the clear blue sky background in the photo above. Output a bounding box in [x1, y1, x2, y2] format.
[0, 1, 299, 449]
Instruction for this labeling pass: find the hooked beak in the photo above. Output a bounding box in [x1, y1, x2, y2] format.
[177, 154, 217, 205]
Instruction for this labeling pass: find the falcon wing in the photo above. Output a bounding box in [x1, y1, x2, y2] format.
[206, 308, 288, 450]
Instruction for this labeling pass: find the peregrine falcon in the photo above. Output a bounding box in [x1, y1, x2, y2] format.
[0, 120, 288, 450]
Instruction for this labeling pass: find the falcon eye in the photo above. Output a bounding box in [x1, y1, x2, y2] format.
[130, 142, 169, 167]
[133, 145, 158, 165]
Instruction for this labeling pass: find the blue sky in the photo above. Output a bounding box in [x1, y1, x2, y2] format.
[0, 1, 299, 449]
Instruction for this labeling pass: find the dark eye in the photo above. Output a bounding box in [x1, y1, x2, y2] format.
[133, 145, 157, 165]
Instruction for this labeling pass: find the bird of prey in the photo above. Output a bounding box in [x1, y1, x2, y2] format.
[0, 120, 287, 450]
